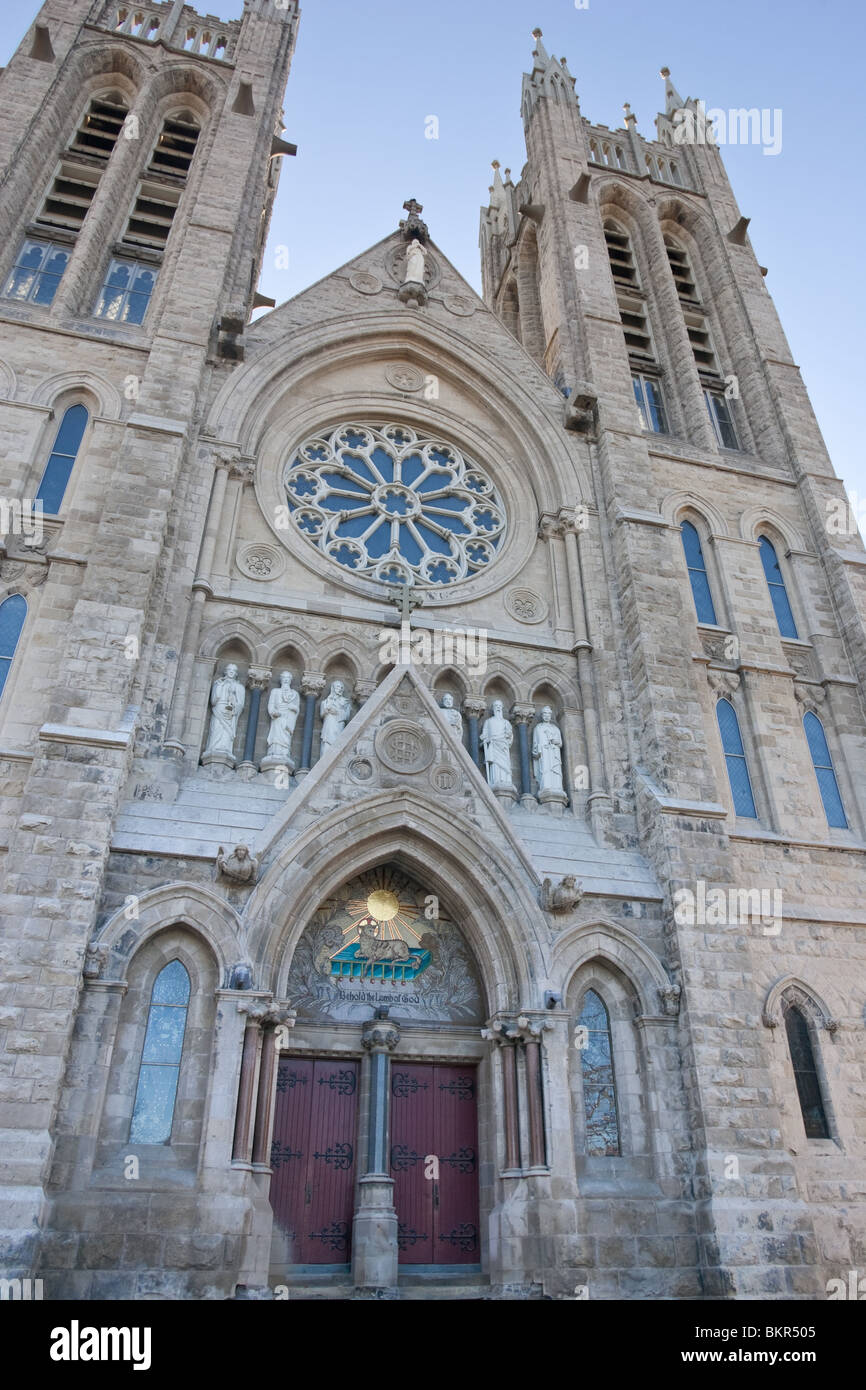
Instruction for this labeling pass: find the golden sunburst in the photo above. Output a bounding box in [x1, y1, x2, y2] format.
[342, 868, 423, 946]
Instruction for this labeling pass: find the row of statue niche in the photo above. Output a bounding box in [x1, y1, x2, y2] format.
[439, 695, 565, 795]
[204, 664, 352, 763]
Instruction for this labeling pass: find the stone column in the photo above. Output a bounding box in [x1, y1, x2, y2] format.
[237, 667, 271, 780]
[463, 697, 486, 771]
[516, 1016, 549, 1172]
[512, 704, 537, 808]
[483, 1021, 522, 1175]
[251, 1008, 295, 1170]
[352, 1010, 401, 1293]
[164, 454, 233, 754]
[231, 1012, 262, 1168]
[297, 672, 326, 778]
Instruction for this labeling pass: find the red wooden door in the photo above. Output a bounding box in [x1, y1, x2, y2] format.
[269, 1057, 358, 1264]
[390, 1063, 479, 1265]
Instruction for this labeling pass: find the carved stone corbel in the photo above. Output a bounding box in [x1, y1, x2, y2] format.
[707, 668, 740, 697]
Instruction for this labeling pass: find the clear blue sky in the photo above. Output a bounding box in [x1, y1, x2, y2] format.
[3, 0, 864, 512]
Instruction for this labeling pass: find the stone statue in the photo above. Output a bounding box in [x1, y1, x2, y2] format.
[481, 699, 513, 788]
[204, 663, 245, 762]
[439, 693, 464, 739]
[319, 680, 352, 753]
[266, 671, 300, 762]
[217, 843, 259, 884]
[541, 874, 583, 913]
[403, 238, 428, 285]
[532, 706, 565, 794]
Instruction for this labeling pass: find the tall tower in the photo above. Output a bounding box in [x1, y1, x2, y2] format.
[480, 33, 866, 1297]
[0, 0, 299, 1277]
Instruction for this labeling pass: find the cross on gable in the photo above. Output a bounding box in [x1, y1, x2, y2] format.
[403, 199, 423, 219]
[387, 583, 424, 625]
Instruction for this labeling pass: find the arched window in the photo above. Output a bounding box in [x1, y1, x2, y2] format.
[758, 536, 798, 638]
[35, 403, 88, 514]
[680, 519, 717, 624]
[0, 594, 27, 701]
[577, 989, 620, 1156]
[803, 712, 848, 829]
[716, 698, 757, 818]
[784, 1004, 830, 1138]
[129, 959, 191, 1143]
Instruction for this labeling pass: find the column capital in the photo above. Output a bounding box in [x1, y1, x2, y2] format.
[246, 666, 272, 691]
[538, 505, 593, 540]
[361, 1009, 401, 1053]
[355, 678, 378, 704]
[511, 703, 536, 725]
[463, 696, 487, 719]
[301, 672, 327, 697]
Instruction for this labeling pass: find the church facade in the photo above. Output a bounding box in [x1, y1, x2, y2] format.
[1, 0, 865, 1302]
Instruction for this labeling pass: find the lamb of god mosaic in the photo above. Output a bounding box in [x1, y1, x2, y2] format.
[283, 423, 506, 586]
[329, 878, 429, 983]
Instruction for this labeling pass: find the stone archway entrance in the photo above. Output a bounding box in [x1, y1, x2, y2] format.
[269, 864, 487, 1288]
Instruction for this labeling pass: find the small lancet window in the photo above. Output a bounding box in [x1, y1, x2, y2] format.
[680, 519, 717, 625]
[717, 698, 758, 818]
[0, 594, 27, 702]
[129, 959, 191, 1143]
[578, 989, 621, 1156]
[784, 1004, 830, 1139]
[803, 712, 848, 830]
[35, 403, 88, 514]
[758, 536, 798, 638]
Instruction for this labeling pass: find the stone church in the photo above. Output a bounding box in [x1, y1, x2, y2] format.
[0, 0, 864, 1302]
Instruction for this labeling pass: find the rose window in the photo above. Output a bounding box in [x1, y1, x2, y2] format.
[283, 423, 506, 586]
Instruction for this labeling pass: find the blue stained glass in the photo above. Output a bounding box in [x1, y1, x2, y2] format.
[414, 470, 452, 493]
[0, 595, 26, 701]
[681, 521, 718, 625]
[717, 699, 757, 818]
[758, 537, 798, 638]
[427, 560, 456, 583]
[129, 960, 190, 1145]
[106, 261, 133, 290]
[370, 447, 394, 482]
[331, 544, 361, 568]
[3, 240, 69, 306]
[398, 528, 423, 565]
[803, 712, 847, 829]
[290, 473, 318, 498]
[473, 509, 498, 532]
[36, 404, 89, 514]
[578, 989, 620, 1157]
[401, 454, 424, 486]
[365, 520, 391, 557]
[429, 496, 470, 513]
[381, 490, 410, 515]
[414, 522, 450, 554]
[341, 454, 376, 486]
[320, 472, 368, 496]
[335, 512, 373, 538]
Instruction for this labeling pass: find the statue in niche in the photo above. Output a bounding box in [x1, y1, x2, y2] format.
[266, 670, 300, 762]
[319, 679, 352, 754]
[439, 693, 464, 740]
[532, 705, 565, 794]
[403, 238, 429, 285]
[204, 662, 246, 761]
[217, 843, 259, 884]
[481, 699, 514, 788]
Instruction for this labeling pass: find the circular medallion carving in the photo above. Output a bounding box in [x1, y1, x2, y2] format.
[429, 763, 459, 794]
[443, 294, 475, 317]
[347, 757, 374, 784]
[384, 364, 424, 393]
[505, 587, 548, 625]
[385, 244, 440, 290]
[349, 271, 383, 295]
[375, 719, 434, 774]
[236, 542, 287, 582]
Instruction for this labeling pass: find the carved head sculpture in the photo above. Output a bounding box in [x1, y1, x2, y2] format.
[235, 845, 250, 862]
[279, 671, 294, 689]
[492, 699, 504, 717]
[441, 693, 454, 709]
[540, 705, 553, 723]
[225, 663, 239, 680]
[332, 680, 344, 696]
[562, 874, 576, 888]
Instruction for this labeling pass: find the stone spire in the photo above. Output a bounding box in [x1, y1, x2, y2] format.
[660, 65, 686, 115]
[531, 27, 550, 71]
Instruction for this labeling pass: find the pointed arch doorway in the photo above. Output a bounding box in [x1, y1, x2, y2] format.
[269, 863, 487, 1282]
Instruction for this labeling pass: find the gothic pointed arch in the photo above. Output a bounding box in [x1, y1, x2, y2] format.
[90, 883, 244, 984]
[552, 919, 675, 1019]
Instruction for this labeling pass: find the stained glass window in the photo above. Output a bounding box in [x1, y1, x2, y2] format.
[0, 595, 27, 702]
[129, 959, 190, 1144]
[35, 404, 88, 514]
[94, 259, 157, 325]
[578, 989, 621, 1156]
[784, 1005, 830, 1139]
[804, 712, 848, 830]
[3, 239, 70, 306]
[681, 520, 717, 625]
[284, 423, 505, 587]
[758, 536, 798, 639]
[717, 698, 758, 818]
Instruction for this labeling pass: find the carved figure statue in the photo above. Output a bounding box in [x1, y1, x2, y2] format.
[532, 705, 565, 794]
[204, 663, 245, 759]
[403, 239, 428, 285]
[481, 699, 513, 788]
[319, 680, 352, 753]
[541, 874, 583, 913]
[439, 693, 464, 739]
[266, 671, 300, 761]
[217, 843, 259, 884]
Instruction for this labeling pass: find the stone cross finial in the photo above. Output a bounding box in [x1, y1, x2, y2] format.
[387, 583, 423, 626]
[399, 198, 429, 242]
